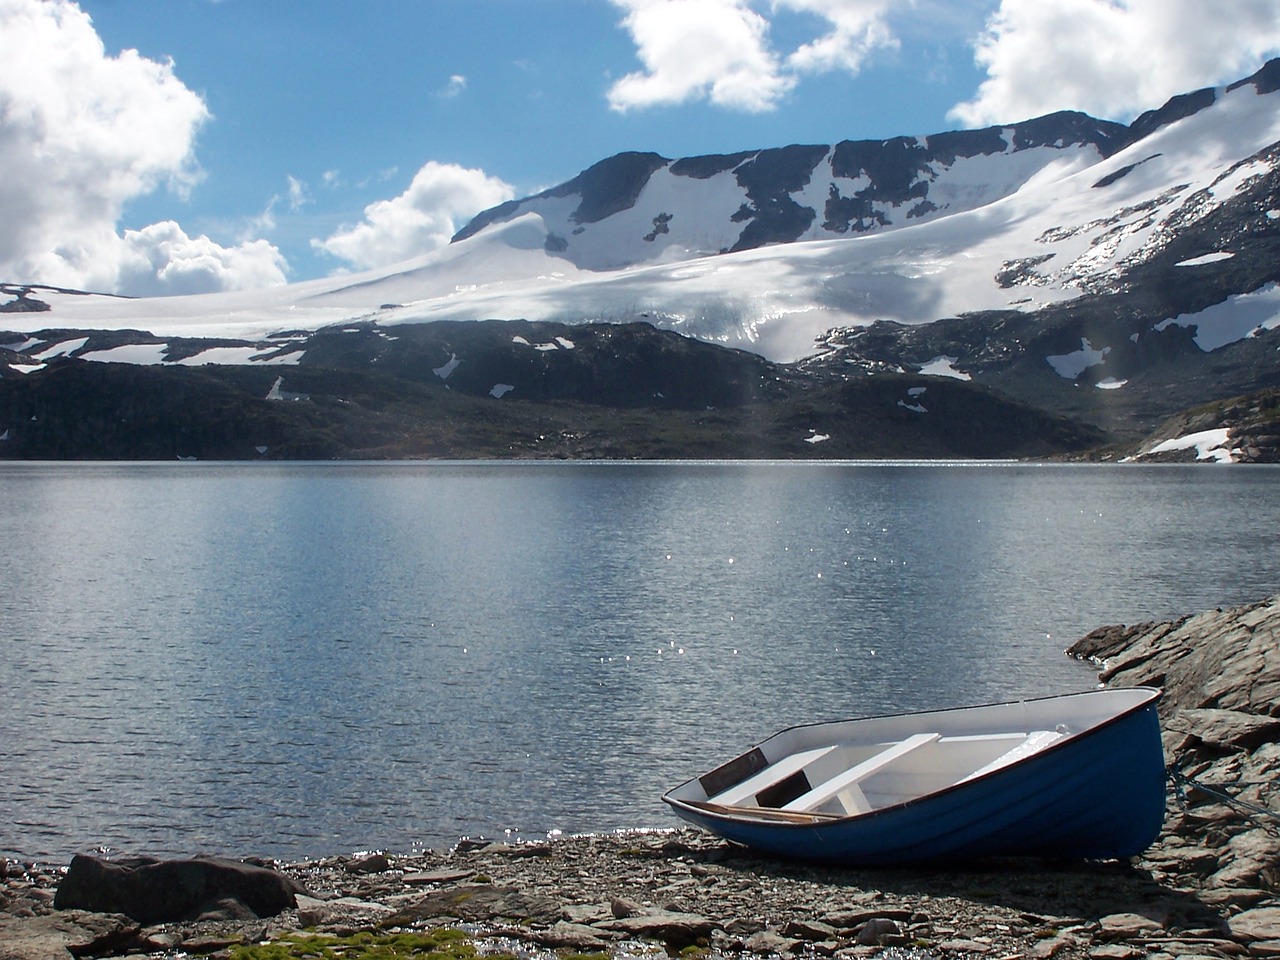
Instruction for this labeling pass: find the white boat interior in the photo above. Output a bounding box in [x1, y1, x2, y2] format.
[696, 726, 1069, 819]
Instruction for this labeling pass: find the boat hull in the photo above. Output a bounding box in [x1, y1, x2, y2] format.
[663, 688, 1166, 865]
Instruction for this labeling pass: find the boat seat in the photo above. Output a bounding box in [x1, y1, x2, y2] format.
[958, 729, 1064, 783]
[782, 732, 941, 813]
[709, 745, 837, 806]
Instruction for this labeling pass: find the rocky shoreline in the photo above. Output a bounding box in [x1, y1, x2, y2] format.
[3, 595, 1279, 960]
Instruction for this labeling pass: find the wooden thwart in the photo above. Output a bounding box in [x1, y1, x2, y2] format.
[708, 745, 837, 806]
[783, 732, 941, 813]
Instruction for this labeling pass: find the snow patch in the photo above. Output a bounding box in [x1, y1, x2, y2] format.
[433, 353, 461, 379]
[897, 400, 928, 414]
[264, 376, 308, 401]
[1209, 157, 1270, 199]
[1155, 282, 1280, 351]
[81, 343, 168, 364]
[9, 363, 45, 375]
[555, 337, 575, 349]
[175, 346, 303, 365]
[1147, 428, 1237, 463]
[804, 432, 830, 444]
[1175, 251, 1234, 267]
[32, 337, 89, 361]
[1096, 377, 1128, 390]
[490, 383, 515, 398]
[918, 356, 971, 380]
[1046, 338, 1109, 379]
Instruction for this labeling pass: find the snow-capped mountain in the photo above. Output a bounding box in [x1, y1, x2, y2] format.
[451, 110, 1124, 267]
[3, 59, 1280, 456]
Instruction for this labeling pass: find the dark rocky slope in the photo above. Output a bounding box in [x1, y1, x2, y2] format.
[0, 321, 1103, 460]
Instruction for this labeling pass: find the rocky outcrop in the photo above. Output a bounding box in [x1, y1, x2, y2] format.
[1069, 595, 1280, 907]
[1117, 388, 1280, 463]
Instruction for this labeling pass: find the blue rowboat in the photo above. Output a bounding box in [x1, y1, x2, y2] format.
[662, 687, 1165, 865]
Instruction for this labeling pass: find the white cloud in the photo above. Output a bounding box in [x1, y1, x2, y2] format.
[118, 222, 288, 296]
[313, 161, 515, 270]
[442, 74, 467, 98]
[951, 0, 1280, 126]
[239, 175, 311, 247]
[608, 0, 791, 112]
[286, 175, 309, 212]
[0, 0, 286, 295]
[607, 0, 895, 112]
[781, 0, 898, 75]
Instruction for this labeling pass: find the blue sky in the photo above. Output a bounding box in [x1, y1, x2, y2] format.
[3, 0, 1280, 296]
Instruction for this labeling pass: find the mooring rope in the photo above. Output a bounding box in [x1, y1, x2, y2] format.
[1168, 764, 1280, 829]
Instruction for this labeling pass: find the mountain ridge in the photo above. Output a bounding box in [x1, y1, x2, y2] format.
[451, 110, 1128, 266]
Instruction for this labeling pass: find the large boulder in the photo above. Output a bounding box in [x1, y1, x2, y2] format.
[53, 854, 306, 925]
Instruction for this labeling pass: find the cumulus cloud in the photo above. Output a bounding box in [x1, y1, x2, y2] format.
[951, 0, 1280, 126]
[441, 74, 467, 98]
[0, 0, 287, 294]
[782, 0, 899, 75]
[117, 222, 289, 297]
[313, 161, 515, 271]
[608, 0, 790, 112]
[606, 0, 894, 112]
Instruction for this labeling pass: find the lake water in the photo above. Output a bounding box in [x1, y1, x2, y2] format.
[1, 461, 1277, 862]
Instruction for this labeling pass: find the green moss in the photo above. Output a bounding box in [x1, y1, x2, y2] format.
[228, 927, 491, 960]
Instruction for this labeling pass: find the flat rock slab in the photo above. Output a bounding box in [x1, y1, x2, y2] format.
[1229, 906, 1280, 943]
[602, 909, 717, 947]
[0, 910, 140, 960]
[381, 885, 563, 927]
[402, 868, 475, 885]
[1166, 708, 1280, 750]
[1097, 912, 1165, 939]
[533, 920, 611, 950]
